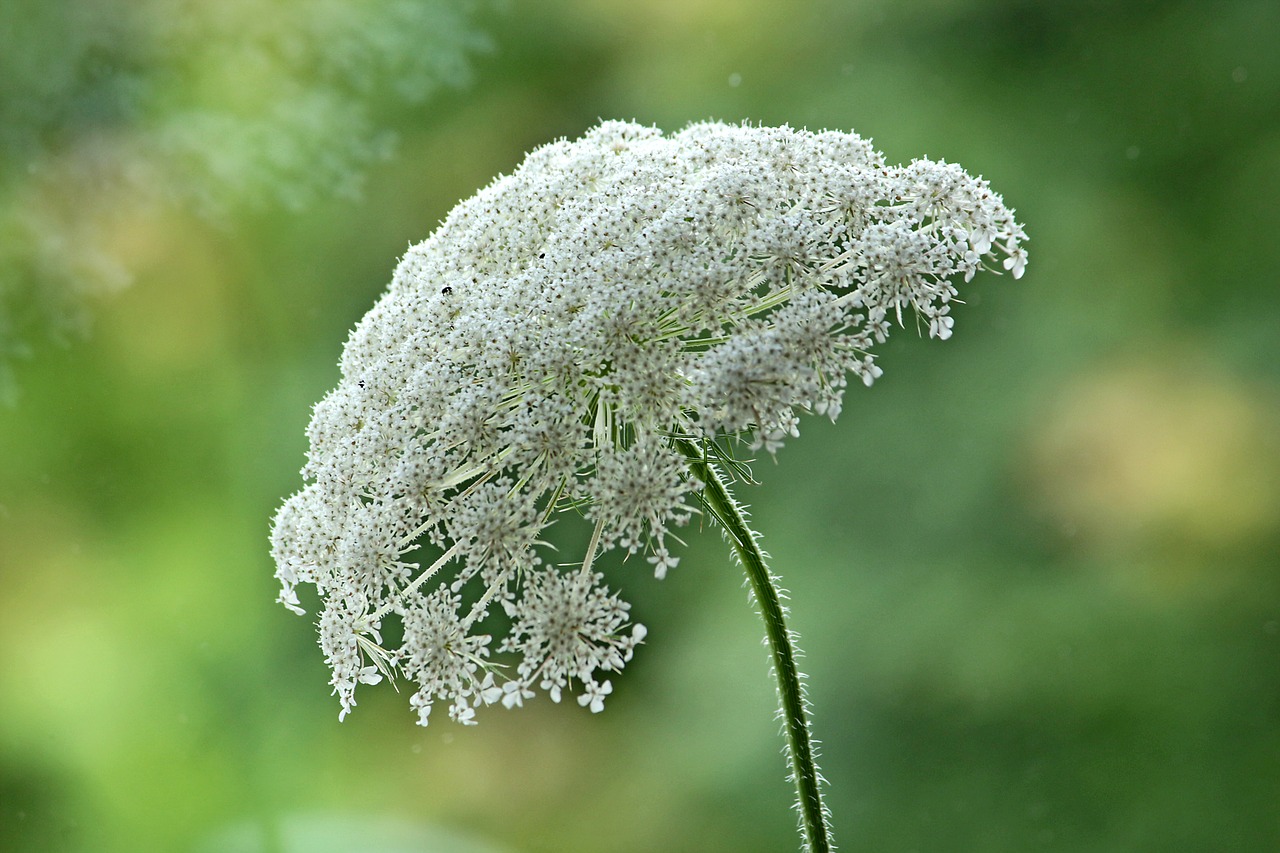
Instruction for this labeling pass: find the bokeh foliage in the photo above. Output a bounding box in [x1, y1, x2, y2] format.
[1, 1, 1277, 851]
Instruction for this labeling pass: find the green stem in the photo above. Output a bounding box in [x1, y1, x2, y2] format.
[677, 439, 832, 853]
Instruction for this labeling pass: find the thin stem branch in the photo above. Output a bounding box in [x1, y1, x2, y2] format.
[369, 540, 463, 622]
[676, 438, 832, 853]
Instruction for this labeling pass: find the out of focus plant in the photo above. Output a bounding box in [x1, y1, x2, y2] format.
[0, 0, 491, 402]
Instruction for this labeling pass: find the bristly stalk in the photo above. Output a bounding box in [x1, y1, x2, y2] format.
[677, 438, 832, 853]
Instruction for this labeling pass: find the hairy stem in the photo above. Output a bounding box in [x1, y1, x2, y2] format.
[677, 439, 831, 853]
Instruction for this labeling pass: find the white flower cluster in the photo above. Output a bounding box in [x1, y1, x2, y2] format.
[270, 120, 1026, 725]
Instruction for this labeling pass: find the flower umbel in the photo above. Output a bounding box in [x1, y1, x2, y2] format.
[270, 120, 1026, 727]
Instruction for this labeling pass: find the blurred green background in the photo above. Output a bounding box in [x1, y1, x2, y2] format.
[2, 1, 1278, 851]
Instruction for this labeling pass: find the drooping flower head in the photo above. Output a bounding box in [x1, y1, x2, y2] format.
[270, 121, 1026, 724]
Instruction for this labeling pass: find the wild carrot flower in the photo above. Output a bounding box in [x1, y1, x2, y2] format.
[270, 120, 1026, 728]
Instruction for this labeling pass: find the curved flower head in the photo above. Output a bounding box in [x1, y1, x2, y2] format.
[270, 120, 1026, 724]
